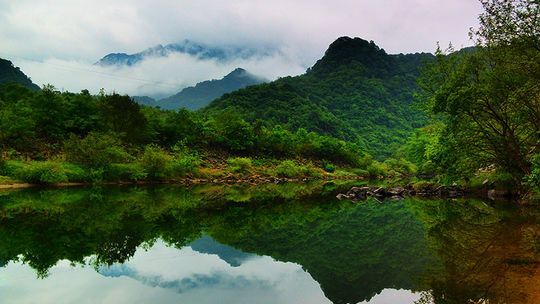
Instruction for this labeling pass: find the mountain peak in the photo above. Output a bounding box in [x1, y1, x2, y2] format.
[309, 36, 391, 74]
[226, 68, 249, 78]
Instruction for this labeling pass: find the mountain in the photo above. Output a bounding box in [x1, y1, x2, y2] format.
[204, 37, 435, 159]
[0, 58, 40, 90]
[96, 40, 273, 66]
[145, 68, 266, 110]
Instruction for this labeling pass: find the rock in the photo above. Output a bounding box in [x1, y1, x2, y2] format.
[448, 190, 462, 198]
[336, 193, 349, 200]
[488, 189, 512, 200]
[387, 187, 405, 196]
[373, 187, 386, 197]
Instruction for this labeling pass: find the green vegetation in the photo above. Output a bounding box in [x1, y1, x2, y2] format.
[0, 83, 381, 185]
[205, 38, 433, 159]
[399, 0, 540, 194]
[1, 1, 538, 195]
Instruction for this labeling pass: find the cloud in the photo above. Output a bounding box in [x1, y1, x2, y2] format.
[0, 0, 483, 97]
[14, 50, 306, 98]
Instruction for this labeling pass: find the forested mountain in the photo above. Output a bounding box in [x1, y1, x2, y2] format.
[0, 58, 40, 90]
[145, 68, 266, 110]
[205, 37, 434, 159]
[96, 40, 272, 66]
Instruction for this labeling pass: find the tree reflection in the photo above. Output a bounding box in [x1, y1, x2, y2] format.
[0, 185, 539, 303]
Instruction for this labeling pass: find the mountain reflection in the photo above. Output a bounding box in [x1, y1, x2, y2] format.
[0, 184, 539, 303]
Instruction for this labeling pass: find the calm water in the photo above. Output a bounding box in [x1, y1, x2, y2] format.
[0, 183, 539, 304]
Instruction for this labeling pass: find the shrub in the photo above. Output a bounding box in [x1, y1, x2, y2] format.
[59, 163, 88, 182]
[227, 157, 253, 174]
[301, 165, 323, 178]
[0, 175, 15, 184]
[275, 160, 302, 178]
[366, 162, 387, 178]
[384, 158, 417, 177]
[348, 168, 369, 177]
[322, 161, 336, 173]
[171, 145, 202, 176]
[4, 161, 68, 184]
[64, 132, 131, 169]
[138, 145, 172, 180]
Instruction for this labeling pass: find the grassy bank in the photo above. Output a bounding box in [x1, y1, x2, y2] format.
[0, 153, 368, 188]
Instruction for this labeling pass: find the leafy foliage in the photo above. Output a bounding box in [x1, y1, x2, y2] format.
[412, 0, 540, 187]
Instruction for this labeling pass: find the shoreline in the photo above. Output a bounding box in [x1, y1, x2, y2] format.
[0, 177, 530, 203]
[0, 175, 365, 191]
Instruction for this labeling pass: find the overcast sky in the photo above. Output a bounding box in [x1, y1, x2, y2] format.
[0, 0, 484, 97]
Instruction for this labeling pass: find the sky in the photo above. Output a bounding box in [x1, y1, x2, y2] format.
[0, 0, 484, 98]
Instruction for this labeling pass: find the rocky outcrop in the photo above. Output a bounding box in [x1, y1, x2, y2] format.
[336, 185, 466, 201]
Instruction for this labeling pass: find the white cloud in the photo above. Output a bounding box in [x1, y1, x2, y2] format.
[14, 50, 305, 98]
[0, 0, 483, 97]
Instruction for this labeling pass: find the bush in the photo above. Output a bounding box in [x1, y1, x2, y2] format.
[384, 158, 417, 177]
[301, 164, 323, 178]
[322, 161, 336, 173]
[171, 142, 202, 177]
[366, 162, 387, 178]
[59, 163, 88, 182]
[138, 145, 172, 180]
[3, 161, 68, 184]
[275, 160, 302, 177]
[227, 157, 253, 174]
[171, 152, 201, 177]
[348, 168, 369, 177]
[64, 132, 131, 169]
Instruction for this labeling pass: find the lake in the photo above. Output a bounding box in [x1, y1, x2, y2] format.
[0, 182, 539, 304]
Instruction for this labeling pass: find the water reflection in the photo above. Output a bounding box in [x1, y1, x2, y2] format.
[1, 237, 421, 304]
[0, 184, 539, 303]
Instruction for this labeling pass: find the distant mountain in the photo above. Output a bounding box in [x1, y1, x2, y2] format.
[137, 68, 266, 110]
[0, 58, 40, 90]
[204, 37, 435, 159]
[96, 40, 273, 66]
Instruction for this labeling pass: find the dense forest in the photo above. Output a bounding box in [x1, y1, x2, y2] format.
[0, 82, 377, 185]
[0, 0, 538, 196]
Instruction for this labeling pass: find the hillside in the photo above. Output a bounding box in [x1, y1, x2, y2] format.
[204, 37, 434, 159]
[0, 58, 40, 90]
[151, 68, 265, 110]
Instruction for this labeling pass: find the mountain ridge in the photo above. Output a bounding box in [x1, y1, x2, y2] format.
[96, 40, 274, 66]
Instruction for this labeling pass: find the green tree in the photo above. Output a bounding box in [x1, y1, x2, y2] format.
[418, 0, 540, 184]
